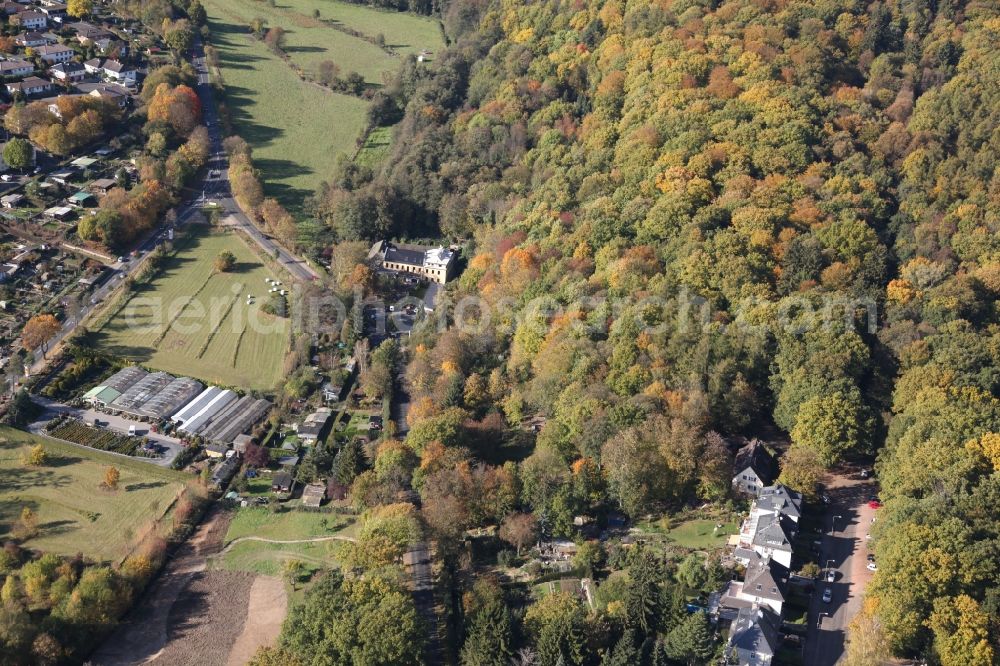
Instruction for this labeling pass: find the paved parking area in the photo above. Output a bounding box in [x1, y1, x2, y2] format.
[30, 396, 184, 467]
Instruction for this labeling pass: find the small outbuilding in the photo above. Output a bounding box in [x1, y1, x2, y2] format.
[233, 433, 253, 454]
[301, 482, 326, 507]
[271, 471, 294, 495]
[205, 443, 230, 458]
[89, 177, 116, 194]
[1, 194, 24, 208]
[67, 190, 96, 207]
[43, 205, 74, 220]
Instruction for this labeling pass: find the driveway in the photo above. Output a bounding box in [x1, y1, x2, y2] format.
[806, 471, 877, 665]
[29, 395, 184, 467]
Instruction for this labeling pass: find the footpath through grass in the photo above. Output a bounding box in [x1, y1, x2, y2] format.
[0, 427, 187, 562]
[92, 226, 291, 391]
[223, 506, 355, 542]
[211, 507, 357, 577]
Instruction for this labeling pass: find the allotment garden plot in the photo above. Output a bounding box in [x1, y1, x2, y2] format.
[94, 228, 291, 391]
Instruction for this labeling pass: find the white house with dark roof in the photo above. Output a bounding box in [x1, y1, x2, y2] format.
[13, 10, 46, 29]
[754, 484, 802, 523]
[732, 439, 778, 497]
[83, 82, 130, 108]
[0, 59, 34, 77]
[368, 240, 458, 284]
[35, 43, 73, 63]
[738, 483, 802, 553]
[748, 513, 796, 568]
[721, 551, 789, 616]
[15, 31, 49, 47]
[100, 59, 135, 83]
[725, 604, 781, 666]
[6, 76, 52, 96]
[49, 61, 85, 82]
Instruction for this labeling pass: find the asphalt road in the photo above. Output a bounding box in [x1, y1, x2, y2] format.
[806, 473, 877, 665]
[405, 542, 442, 664]
[24, 40, 319, 378]
[189, 42, 320, 283]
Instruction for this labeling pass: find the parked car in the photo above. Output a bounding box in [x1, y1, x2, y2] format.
[822, 588, 833, 603]
[867, 554, 876, 563]
[868, 498, 882, 509]
[826, 570, 836, 583]
[867, 562, 878, 571]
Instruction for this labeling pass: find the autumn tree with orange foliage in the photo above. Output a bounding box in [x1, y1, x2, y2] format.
[22, 315, 61, 357]
[146, 83, 202, 137]
[259, 198, 297, 246]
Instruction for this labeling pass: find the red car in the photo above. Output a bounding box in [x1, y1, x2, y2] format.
[868, 499, 882, 509]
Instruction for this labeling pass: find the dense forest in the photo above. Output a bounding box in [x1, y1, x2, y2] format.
[288, 0, 1000, 664]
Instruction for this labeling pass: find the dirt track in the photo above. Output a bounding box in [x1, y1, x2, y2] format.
[91, 508, 287, 666]
[226, 576, 287, 666]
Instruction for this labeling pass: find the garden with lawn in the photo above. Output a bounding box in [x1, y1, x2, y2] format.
[637, 513, 740, 551]
[0, 426, 187, 562]
[216, 538, 338, 577]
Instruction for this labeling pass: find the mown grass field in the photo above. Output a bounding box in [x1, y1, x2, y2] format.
[207, 0, 443, 82]
[223, 507, 355, 542]
[208, 17, 367, 206]
[210, 507, 357, 577]
[207, 0, 389, 83]
[203, 0, 442, 204]
[0, 427, 187, 561]
[355, 125, 394, 167]
[93, 226, 291, 391]
[217, 539, 338, 577]
[281, 0, 442, 59]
